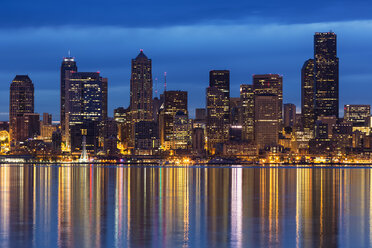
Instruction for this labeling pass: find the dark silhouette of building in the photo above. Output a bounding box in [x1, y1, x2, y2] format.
[284, 103, 296, 127]
[42, 113, 52, 125]
[134, 121, 159, 151]
[60, 57, 77, 137]
[301, 59, 315, 129]
[130, 50, 153, 123]
[9, 75, 34, 143]
[240, 84, 254, 141]
[253, 74, 283, 125]
[314, 32, 339, 119]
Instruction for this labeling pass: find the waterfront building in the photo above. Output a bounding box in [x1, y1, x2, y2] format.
[114, 107, 132, 151]
[64, 71, 107, 153]
[9, 75, 35, 143]
[254, 94, 279, 149]
[314, 32, 339, 119]
[158, 90, 188, 150]
[134, 121, 160, 154]
[192, 127, 205, 156]
[172, 111, 192, 150]
[240, 84, 254, 141]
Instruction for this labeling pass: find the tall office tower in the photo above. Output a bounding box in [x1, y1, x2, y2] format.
[314, 32, 339, 119]
[42, 113, 52, 125]
[284, 103, 296, 127]
[9, 75, 34, 143]
[253, 74, 283, 124]
[206, 86, 228, 152]
[240, 84, 254, 141]
[344, 105, 370, 126]
[158, 91, 188, 150]
[209, 70, 230, 128]
[60, 57, 77, 137]
[130, 50, 153, 122]
[301, 59, 315, 129]
[254, 94, 279, 149]
[65, 72, 107, 153]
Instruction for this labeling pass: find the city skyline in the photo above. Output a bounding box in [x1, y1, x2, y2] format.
[0, 25, 372, 120]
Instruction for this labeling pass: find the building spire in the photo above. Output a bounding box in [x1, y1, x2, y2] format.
[164, 72, 167, 92]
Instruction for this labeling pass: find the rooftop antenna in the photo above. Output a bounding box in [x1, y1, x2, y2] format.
[164, 72, 167, 92]
[68, 49, 71, 57]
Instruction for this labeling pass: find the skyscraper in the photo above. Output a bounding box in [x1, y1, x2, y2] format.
[130, 50, 153, 122]
[206, 86, 227, 152]
[9, 75, 34, 143]
[60, 57, 77, 137]
[64, 71, 107, 153]
[314, 32, 339, 119]
[254, 94, 279, 149]
[209, 70, 230, 127]
[301, 59, 315, 129]
[253, 74, 283, 124]
[240, 84, 254, 141]
[158, 90, 188, 150]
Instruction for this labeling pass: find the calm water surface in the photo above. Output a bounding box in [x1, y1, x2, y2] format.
[0, 164, 371, 247]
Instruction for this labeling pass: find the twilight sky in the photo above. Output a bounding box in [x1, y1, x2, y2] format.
[1, 0, 372, 120]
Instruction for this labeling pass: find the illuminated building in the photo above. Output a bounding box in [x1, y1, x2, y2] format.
[240, 84, 254, 141]
[159, 90, 188, 150]
[209, 70, 230, 137]
[134, 121, 159, 154]
[130, 50, 153, 123]
[254, 94, 279, 149]
[40, 123, 57, 142]
[206, 86, 227, 153]
[65, 72, 107, 153]
[9, 75, 34, 143]
[253, 74, 283, 124]
[314, 32, 339, 119]
[172, 111, 191, 150]
[222, 141, 257, 157]
[301, 59, 315, 129]
[60, 56, 77, 138]
[344, 105, 370, 127]
[114, 107, 132, 150]
[284, 103, 296, 127]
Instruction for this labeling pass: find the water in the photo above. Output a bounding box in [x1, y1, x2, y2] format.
[0, 164, 371, 247]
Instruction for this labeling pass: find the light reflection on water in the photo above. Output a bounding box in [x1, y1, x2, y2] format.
[0, 165, 372, 247]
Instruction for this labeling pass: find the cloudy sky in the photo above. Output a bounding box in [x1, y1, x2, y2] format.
[1, 0, 372, 120]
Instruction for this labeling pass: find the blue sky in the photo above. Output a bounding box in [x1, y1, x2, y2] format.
[1, 1, 372, 120]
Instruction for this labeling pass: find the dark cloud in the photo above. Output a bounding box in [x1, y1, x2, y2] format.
[1, 0, 372, 28]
